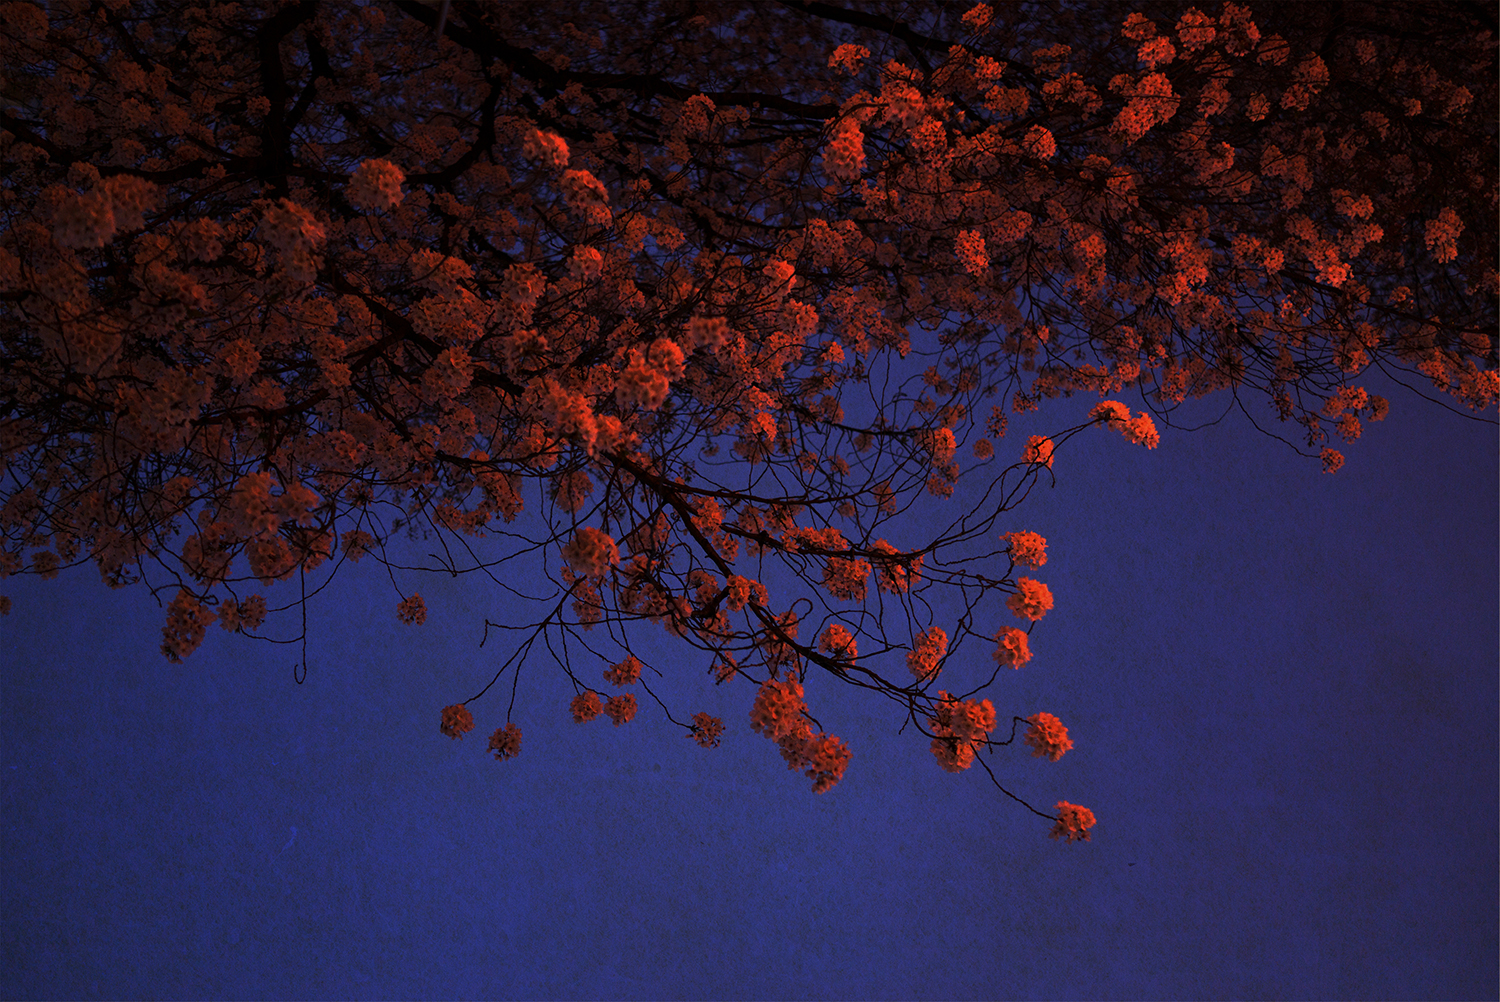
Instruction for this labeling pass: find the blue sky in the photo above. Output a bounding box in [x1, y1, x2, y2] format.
[2, 367, 1496, 1000]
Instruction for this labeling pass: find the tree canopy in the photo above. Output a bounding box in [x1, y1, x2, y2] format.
[1, 0, 1494, 840]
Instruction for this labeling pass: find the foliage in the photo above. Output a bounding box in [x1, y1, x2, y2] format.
[1, 0, 1495, 837]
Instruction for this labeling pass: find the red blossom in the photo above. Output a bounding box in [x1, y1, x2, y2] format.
[1050, 802, 1097, 843]
[1025, 712, 1074, 762]
[396, 595, 427, 626]
[603, 656, 642, 687]
[488, 723, 523, 760]
[570, 692, 603, 724]
[689, 713, 724, 748]
[441, 704, 475, 740]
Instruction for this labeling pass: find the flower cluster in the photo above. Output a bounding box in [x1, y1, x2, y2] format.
[441, 704, 475, 739]
[961, 3, 993, 32]
[749, 675, 809, 745]
[1109, 71, 1179, 145]
[52, 175, 160, 249]
[1024, 711, 1073, 761]
[724, 575, 766, 612]
[935, 691, 997, 745]
[615, 344, 676, 411]
[1090, 400, 1131, 424]
[907, 626, 947, 680]
[827, 43, 870, 75]
[1121, 11, 1158, 41]
[685, 315, 729, 352]
[259, 197, 326, 281]
[422, 346, 473, 399]
[930, 741, 978, 780]
[711, 654, 738, 684]
[522, 129, 570, 168]
[551, 470, 594, 514]
[1139, 36, 1176, 69]
[1424, 207, 1463, 264]
[212, 595, 242, 631]
[1000, 531, 1047, 568]
[561, 527, 619, 578]
[1121, 414, 1159, 448]
[822, 119, 867, 183]
[560, 169, 610, 224]
[762, 258, 797, 299]
[789, 732, 852, 794]
[52, 190, 117, 249]
[992, 626, 1032, 668]
[103, 175, 159, 231]
[1090, 401, 1160, 448]
[689, 712, 724, 748]
[690, 495, 723, 536]
[1022, 125, 1057, 160]
[1006, 577, 1054, 621]
[570, 691, 603, 723]
[1176, 7, 1218, 50]
[535, 377, 600, 456]
[225, 596, 266, 633]
[1050, 802, 1096, 842]
[396, 594, 427, 625]
[748, 675, 852, 793]
[410, 249, 475, 301]
[161, 589, 213, 663]
[488, 723, 522, 760]
[676, 94, 715, 139]
[346, 158, 405, 212]
[822, 556, 871, 602]
[916, 427, 957, 467]
[1022, 435, 1055, 468]
[818, 623, 857, 662]
[341, 530, 375, 561]
[603, 655, 642, 687]
[603, 693, 637, 726]
[929, 690, 997, 773]
[869, 540, 921, 594]
[954, 229, 989, 275]
[568, 245, 604, 282]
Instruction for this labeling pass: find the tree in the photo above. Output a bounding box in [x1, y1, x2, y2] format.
[1, 0, 1494, 842]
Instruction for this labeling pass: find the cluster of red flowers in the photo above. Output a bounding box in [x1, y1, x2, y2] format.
[569, 692, 603, 724]
[1024, 712, 1074, 762]
[991, 627, 1033, 669]
[603, 656, 642, 687]
[1089, 401, 1161, 449]
[749, 674, 851, 793]
[1006, 578, 1055, 622]
[561, 528, 620, 580]
[440, 705, 475, 740]
[818, 624, 858, 662]
[395, 595, 427, 626]
[161, 589, 214, 664]
[928, 691, 998, 774]
[602, 694, 637, 726]
[1050, 802, 1097, 843]
[487, 723, 522, 761]
[689, 713, 725, 749]
[907, 627, 948, 680]
[1000, 531, 1048, 569]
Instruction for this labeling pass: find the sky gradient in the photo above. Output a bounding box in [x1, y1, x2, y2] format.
[2, 369, 1496, 1000]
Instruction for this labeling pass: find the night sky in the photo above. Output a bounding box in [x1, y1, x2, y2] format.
[2, 366, 1495, 1000]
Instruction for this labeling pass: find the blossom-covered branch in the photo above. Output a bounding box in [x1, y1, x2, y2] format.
[2, 0, 1494, 838]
